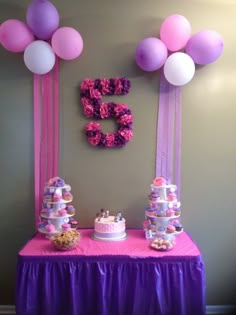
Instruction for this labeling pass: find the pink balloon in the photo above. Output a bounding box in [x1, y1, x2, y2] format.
[185, 30, 224, 65]
[160, 15, 191, 51]
[51, 27, 83, 60]
[135, 37, 168, 72]
[0, 19, 34, 53]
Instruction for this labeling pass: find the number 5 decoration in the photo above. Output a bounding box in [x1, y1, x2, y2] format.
[80, 78, 134, 148]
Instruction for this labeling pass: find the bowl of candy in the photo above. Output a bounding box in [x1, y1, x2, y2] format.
[150, 234, 176, 251]
[51, 230, 80, 251]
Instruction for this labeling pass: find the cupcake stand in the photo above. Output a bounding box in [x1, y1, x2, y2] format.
[144, 183, 183, 251]
[38, 183, 75, 238]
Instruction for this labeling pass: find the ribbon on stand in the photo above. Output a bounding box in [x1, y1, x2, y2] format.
[34, 57, 60, 229]
[156, 70, 182, 198]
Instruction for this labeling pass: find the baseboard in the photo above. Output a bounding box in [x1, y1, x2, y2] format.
[0, 305, 15, 314]
[206, 305, 236, 314]
[0, 304, 235, 315]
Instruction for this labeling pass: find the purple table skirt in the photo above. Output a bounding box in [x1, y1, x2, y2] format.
[15, 230, 206, 315]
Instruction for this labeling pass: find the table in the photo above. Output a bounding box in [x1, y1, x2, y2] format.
[15, 229, 206, 315]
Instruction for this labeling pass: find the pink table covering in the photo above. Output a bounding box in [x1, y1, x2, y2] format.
[19, 229, 201, 258]
[16, 229, 206, 315]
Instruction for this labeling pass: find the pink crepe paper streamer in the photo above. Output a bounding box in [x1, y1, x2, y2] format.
[53, 57, 59, 177]
[156, 71, 182, 198]
[33, 59, 60, 230]
[33, 74, 41, 229]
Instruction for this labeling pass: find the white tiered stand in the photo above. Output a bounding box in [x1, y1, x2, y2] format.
[38, 184, 74, 238]
[145, 184, 183, 240]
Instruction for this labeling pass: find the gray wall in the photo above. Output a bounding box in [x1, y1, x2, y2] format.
[0, 0, 235, 306]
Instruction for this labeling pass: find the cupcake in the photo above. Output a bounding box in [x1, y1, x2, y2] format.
[166, 208, 175, 217]
[166, 224, 176, 233]
[53, 193, 61, 202]
[63, 191, 73, 202]
[47, 177, 65, 187]
[46, 208, 54, 217]
[66, 205, 76, 215]
[153, 176, 166, 187]
[38, 222, 46, 229]
[70, 220, 79, 229]
[43, 192, 52, 202]
[156, 210, 165, 217]
[145, 206, 157, 217]
[40, 208, 47, 215]
[148, 192, 159, 202]
[167, 192, 177, 202]
[174, 222, 183, 232]
[62, 223, 71, 232]
[58, 209, 67, 216]
[45, 224, 56, 233]
[174, 208, 181, 216]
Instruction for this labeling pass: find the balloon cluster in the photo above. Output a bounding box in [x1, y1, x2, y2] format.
[135, 15, 224, 86]
[0, 0, 83, 75]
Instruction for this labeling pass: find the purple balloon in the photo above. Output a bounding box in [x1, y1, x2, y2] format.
[185, 30, 224, 65]
[135, 37, 168, 72]
[26, 0, 59, 40]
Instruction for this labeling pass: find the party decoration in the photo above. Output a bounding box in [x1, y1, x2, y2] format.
[24, 40, 56, 75]
[26, 0, 59, 40]
[80, 78, 133, 148]
[164, 52, 195, 86]
[160, 14, 191, 52]
[0, 19, 34, 53]
[185, 30, 224, 65]
[135, 37, 168, 72]
[51, 27, 83, 60]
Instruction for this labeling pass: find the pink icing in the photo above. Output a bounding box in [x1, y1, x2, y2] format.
[95, 216, 125, 234]
[58, 209, 67, 216]
[45, 224, 55, 232]
[167, 192, 177, 201]
[62, 223, 71, 231]
[167, 224, 176, 233]
[153, 176, 166, 186]
[166, 209, 175, 217]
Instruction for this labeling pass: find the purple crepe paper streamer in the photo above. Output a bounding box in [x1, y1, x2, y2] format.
[156, 71, 182, 198]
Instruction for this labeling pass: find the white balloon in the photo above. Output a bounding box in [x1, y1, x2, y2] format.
[163, 52, 195, 86]
[24, 40, 55, 75]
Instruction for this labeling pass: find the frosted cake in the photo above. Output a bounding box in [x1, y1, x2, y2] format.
[93, 209, 126, 241]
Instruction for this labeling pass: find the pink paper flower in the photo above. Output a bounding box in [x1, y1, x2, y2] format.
[85, 121, 100, 132]
[119, 129, 133, 141]
[81, 97, 93, 107]
[117, 114, 134, 125]
[88, 134, 101, 146]
[100, 102, 109, 119]
[80, 79, 94, 91]
[114, 104, 129, 117]
[105, 133, 115, 147]
[83, 104, 94, 117]
[89, 88, 102, 100]
[100, 78, 110, 95]
[114, 78, 123, 94]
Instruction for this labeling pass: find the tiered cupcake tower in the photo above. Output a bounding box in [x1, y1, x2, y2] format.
[143, 176, 183, 251]
[38, 177, 79, 238]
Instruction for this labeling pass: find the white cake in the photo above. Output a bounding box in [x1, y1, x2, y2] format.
[93, 211, 126, 241]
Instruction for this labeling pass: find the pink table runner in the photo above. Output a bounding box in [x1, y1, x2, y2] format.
[19, 229, 200, 258]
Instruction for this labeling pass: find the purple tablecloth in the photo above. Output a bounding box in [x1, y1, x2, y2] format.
[15, 229, 206, 315]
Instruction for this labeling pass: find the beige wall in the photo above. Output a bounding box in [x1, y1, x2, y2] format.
[0, 0, 235, 306]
